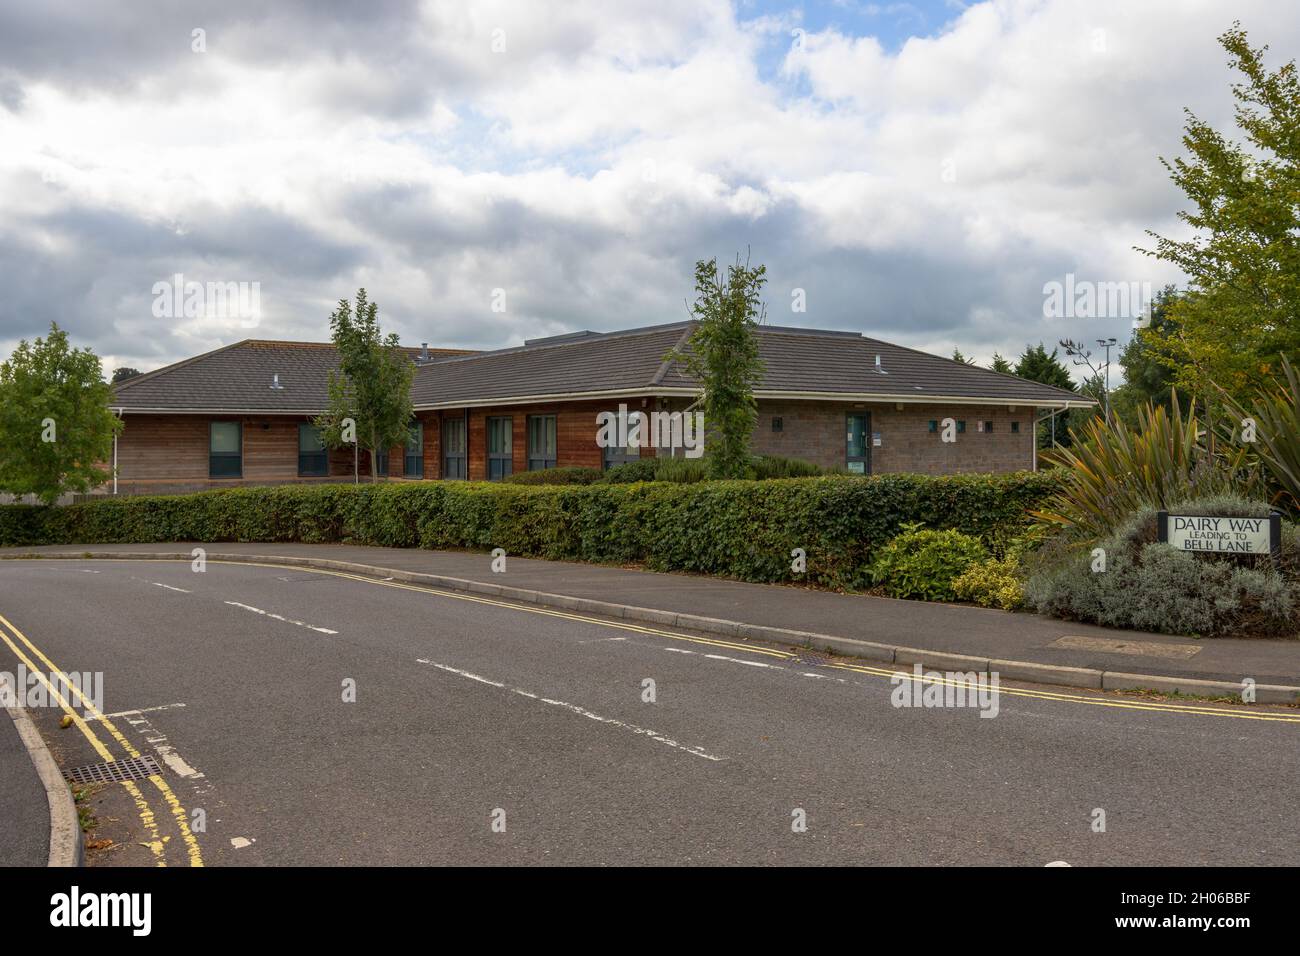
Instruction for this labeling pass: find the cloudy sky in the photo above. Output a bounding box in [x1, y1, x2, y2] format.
[1, 0, 1295, 381]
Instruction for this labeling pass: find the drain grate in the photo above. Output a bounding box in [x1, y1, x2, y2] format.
[65, 755, 162, 785]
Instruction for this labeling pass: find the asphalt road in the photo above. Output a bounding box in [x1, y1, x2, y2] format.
[1, 557, 1296, 866]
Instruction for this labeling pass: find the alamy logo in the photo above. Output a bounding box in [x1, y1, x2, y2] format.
[151, 273, 261, 324]
[1042, 273, 1151, 320]
[0, 665, 102, 714]
[50, 886, 151, 936]
[890, 663, 1000, 718]
[596, 404, 705, 459]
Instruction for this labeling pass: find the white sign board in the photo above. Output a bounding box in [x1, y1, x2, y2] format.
[1162, 514, 1275, 555]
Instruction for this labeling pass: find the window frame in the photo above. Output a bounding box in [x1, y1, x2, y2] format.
[297, 423, 328, 478]
[405, 422, 424, 478]
[443, 416, 467, 480]
[527, 414, 557, 471]
[209, 421, 243, 479]
[487, 416, 513, 481]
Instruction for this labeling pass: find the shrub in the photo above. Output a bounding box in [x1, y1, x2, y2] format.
[751, 455, 825, 479]
[597, 454, 824, 484]
[952, 556, 1026, 610]
[1221, 355, 1300, 517]
[501, 467, 602, 486]
[1036, 393, 1259, 541]
[1025, 498, 1300, 638]
[868, 524, 988, 601]
[0, 472, 1062, 591]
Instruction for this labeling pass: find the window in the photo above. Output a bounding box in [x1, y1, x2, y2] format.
[405, 423, 424, 478]
[984, 421, 994, 433]
[487, 416, 513, 480]
[374, 448, 388, 477]
[957, 420, 966, 433]
[846, 413, 870, 475]
[209, 421, 242, 478]
[527, 415, 557, 471]
[443, 417, 466, 479]
[772, 417, 783, 433]
[1011, 421, 1021, 433]
[928, 420, 938, 433]
[297, 424, 328, 476]
[602, 431, 641, 469]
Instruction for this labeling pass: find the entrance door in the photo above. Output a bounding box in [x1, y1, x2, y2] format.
[846, 413, 871, 474]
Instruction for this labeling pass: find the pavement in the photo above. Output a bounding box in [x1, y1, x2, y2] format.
[0, 554, 1296, 866]
[0, 707, 51, 866]
[6, 541, 1300, 687]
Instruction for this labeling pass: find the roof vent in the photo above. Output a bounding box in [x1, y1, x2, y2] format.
[420, 342, 429, 361]
[270, 373, 284, 390]
[874, 354, 888, 375]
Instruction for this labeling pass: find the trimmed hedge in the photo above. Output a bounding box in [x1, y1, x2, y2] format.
[0, 471, 1065, 591]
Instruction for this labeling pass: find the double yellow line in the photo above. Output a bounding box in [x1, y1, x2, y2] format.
[0, 610, 205, 866]
[825, 660, 1300, 723]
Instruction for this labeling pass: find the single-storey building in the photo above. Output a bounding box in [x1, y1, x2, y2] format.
[106, 322, 1093, 493]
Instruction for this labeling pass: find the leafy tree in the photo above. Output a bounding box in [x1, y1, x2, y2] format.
[1110, 285, 1182, 426]
[313, 289, 414, 483]
[989, 353, 1013, 375]
[0, 323, 122, 503]
[1015, 342, 1079, 448]
[1138, 24, 1300, 407]
[670, 255, 767, 479]
[951, 348, 977, 365]
[111, 367, 141, 383]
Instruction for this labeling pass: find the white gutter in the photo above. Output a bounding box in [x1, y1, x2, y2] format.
[407, 388, 1093, 412]
[112, 391, 1093, 416]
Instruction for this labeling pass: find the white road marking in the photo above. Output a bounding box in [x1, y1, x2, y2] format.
[416, 659, 724, 761]
[230, 837, 255, 849]
[97, 702, 188, 720]
[224, 601, 338, 634]
[77, 569, 101, 574]
[703, 653, 772, 668]
[153, 582, 190, 593]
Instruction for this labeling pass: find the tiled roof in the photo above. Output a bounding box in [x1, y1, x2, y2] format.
[112, 340, 472, 413]
[113, 325, 1093, 413]
[409, 323, 1090, 408]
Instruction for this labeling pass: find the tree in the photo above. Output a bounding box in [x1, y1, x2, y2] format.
[1110, 285, 1182, 426]
[1015, 342, 1079, 448]
[313, 290, 414, 483]
[0, 323, 122, 503]
[951, 348, 977, 366]
[989, 353, 1013, 375]
[1137, 24, 1300, 408]
[670, 255, 767, 479]
[111, 367, 142, 383]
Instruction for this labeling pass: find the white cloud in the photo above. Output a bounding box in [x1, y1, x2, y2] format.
[0, 0, 1295, 381]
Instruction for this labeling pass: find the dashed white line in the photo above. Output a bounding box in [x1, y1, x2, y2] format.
[153, 582, 190, 593]
[416, 658, 725, 761]
[97, 702, 188, 720]
[224, 601, 338, 634]
[703, 653, 773, 668]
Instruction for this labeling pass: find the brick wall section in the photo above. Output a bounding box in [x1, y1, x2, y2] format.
[751, 400, 1034, 474]
[114, 413, 377, 494]
[111, 397, 1035, 493]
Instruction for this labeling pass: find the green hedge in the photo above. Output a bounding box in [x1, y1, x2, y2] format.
[0, 472, 1065, 590]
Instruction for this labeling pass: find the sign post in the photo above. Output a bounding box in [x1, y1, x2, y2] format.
[1157, 511, 1280, 559]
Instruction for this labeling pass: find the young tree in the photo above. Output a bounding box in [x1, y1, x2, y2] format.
[1110, 285, 1182, 426]
[951, 349, 977, 365]
[313, 290, 415, 483]
[0, 323, 122, 503]
[1015, 342, 1079, 448]
[989, 353, 1014, 375]
[111, 367, 142, 383]
[1138, 24, 1300, 407]
[670, 255, 767, 479]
